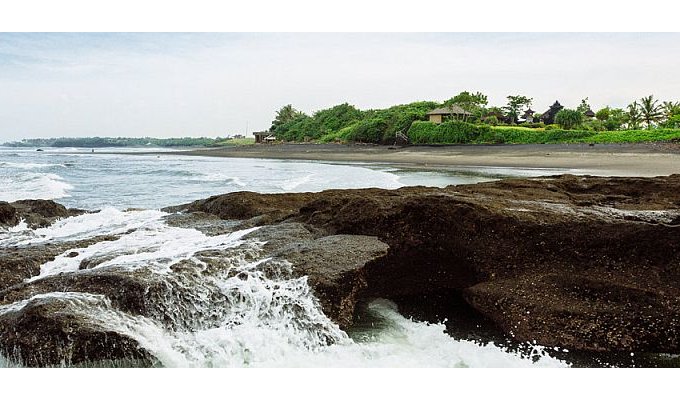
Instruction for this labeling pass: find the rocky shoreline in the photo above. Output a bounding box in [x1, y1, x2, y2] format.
[1, 174, 679, 366]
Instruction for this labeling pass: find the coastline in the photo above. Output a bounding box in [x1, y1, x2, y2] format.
[135, 143, 680, 177]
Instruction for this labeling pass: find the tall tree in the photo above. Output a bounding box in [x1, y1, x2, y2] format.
[639, 95, 662, 128]
[662, 101, 680, 121]
[270, 104, 305, 131]
[626, 102, 642, 130]
[503, 95, 533, 124]
[444, 91, 489, 122]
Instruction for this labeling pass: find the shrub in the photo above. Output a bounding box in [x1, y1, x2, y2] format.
[407, 121, 491, 144]
[346, 118, 389, 143]
[555, 109, 584, 130]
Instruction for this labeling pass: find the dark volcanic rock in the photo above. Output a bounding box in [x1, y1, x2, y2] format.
[0, 236, 118, 291]
[0, 199, 85, 228]
[180, 174, 680, 353]
[248, 223, 389, 328]
[0, 293, 153, 367]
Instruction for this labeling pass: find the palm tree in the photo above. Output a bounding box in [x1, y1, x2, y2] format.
[270, 104, 304, 131]
[626, 102, 642, 130]
[662, 101, 680, 121]
[639, 95, 662, 128]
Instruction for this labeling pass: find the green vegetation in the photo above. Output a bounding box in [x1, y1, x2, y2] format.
[555, 109, 583, 130]
[269, 92, 680, 145]
[274, 101, 437, 144]
[407, 121, 680, 145]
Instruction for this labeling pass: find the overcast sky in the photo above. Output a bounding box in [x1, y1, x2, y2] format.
[1, 33, 679, 141]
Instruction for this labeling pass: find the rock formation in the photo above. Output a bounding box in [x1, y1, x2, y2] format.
[1, 175, 679, 366]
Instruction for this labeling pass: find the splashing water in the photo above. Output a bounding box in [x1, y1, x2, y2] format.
[0, 210, 569, 368]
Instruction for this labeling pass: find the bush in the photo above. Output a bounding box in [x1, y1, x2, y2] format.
[408, 121, 491, 144]
[346, 118, 389, 143]
[555, 109, 584, 130]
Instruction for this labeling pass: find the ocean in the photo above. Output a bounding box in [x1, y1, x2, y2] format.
[0, 146, 573, 367]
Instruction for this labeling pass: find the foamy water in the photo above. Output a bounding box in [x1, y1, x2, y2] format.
[0, 209, 569, 368]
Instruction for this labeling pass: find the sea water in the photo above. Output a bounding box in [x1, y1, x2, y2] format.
[0, 147, 571, 367]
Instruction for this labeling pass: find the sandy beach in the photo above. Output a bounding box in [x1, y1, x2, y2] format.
[154, 143, 680, 177]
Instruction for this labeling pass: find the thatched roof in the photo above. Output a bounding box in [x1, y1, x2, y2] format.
[584, 108, 595, 117]
[427, 105, 472, 116]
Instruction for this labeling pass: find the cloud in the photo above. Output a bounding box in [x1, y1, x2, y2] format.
[0, 33, 679, 140]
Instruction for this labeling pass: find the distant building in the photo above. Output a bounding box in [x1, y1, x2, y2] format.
[253, 131, 272, 143]
[232, 134, 245, 139]
[540, 101, 564, 125]
[426, 105, 472, 124]
[521, 108, 535, 123]
[584, 108, 596, 119]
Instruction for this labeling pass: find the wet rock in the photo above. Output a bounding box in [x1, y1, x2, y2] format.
[0, 235, 118, 291]
[0, 293, 153, 367]
[181, 174, 680, 352]
[0, 199, 85, 228]
[242, 223, 389, 328]
[0, 202, 19, 227]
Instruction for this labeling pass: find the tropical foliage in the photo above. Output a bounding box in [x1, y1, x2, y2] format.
[555, 109, 584, 130]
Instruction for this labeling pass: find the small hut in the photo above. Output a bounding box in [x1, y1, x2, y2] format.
[584, 108, 596, 119]
[540, 101, 564, 125]
[426, 105, 472, 123]
[253, 131, 272, 144]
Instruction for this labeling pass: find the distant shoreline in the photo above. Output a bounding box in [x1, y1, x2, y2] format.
[128, 142, 680, 177]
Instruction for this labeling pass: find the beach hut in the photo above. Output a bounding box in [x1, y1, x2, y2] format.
[426, 105, 472, 123]
[253, 131, 272, 144]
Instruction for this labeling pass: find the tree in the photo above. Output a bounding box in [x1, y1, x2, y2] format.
[639, 95, 662, 128]
[503, 95, 533, 124]
[555, 109, 583, 130]
[626, 102, 642, 129]
[270, 104, 305, 131]
[595, 107, 611, 121]
[444, 91, 489, 122]
[604, 108, 626, 131]
[576, 97, 591, 114]
[661, 101, 680, 121]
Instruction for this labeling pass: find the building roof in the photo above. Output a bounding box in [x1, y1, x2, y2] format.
[521, 108, 535, 118]
[426, 105, 472, 116]
[584, 108, 595, 117]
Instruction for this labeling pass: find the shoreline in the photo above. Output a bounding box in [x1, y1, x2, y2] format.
[135, 143, 680, 177]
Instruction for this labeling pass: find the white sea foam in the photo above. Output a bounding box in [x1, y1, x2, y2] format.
[0, 172, 73, 202]
[0, 208, 166, 247]
[30, 223, 259, 280]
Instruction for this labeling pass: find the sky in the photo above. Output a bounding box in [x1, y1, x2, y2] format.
[1, 33, 679, 141]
